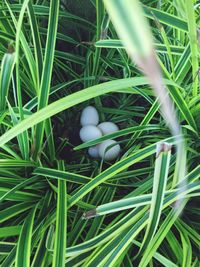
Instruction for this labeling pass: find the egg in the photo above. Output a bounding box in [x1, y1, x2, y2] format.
[88, 146, 99, 158]
[98, 122, 119, 135]
[80, 106, 99, 126]
[98, 140, 120, 161]
[79, 125, 102, 142]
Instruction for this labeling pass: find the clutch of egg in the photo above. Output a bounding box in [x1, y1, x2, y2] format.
[80, 106, 120, 161]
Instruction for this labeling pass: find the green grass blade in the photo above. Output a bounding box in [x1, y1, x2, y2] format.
[132, 240, 178, 267]
[7, 0, 30, 160]
[5, 1, 37, 91]
[0, 226, 21, 238]
[31, 230, 48, 267]
[0, 176, 38, 202]
[103, 0, 153, 58]
[185, 1, 199, 96]
[138, 205, 186, 267]
[74, 124, 161, 150]
[52, 160, 66, 267]
[180, 231, 192, 267]
[33, 0, 60, 159]
[143, 5, 188, 31]
[66, 207, 143, 257]
[174, 44, 191, 83]
[83, 182, 200, 218]
[0, 202, 34, 223]
[27, 0, 43, 84]
[0, 51, 15, 111]
[95, 40, 197, 132]
[86, 211, 148, 267]
[0, 1, 199, 265]
[1, 247, 17, 267]
[0, 159, 35, 167]
[44, 118, 55, 161]
[139, 142, 172, 254]
[1, 4, 93, 28]
[69, 137, 176, 208]
[33, 167, 91, 184]
[7, 102, 27, 159]
[0, 77, 176, 147]
[15, 206, 37, 267]
[176, 219, 200, 248]
[84, 195, 151, 218]
[96, 39, 185, 55]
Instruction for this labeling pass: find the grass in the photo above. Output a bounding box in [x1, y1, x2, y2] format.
[0, 0, 199, 266]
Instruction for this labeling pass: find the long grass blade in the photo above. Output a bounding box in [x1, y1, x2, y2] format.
[185, 1, 199, 96]
[15, 206, 37, 267]
[52, 160, 67, 267]
[0, 77, 178, 147]
[33, 0, 60, 159]
[139, 142, 172, 254]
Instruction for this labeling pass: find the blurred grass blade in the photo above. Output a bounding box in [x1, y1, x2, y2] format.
[33, 0, 60, 159]
[95, 40, 197, 132]
[52, 160, 66, 267]
[103, 0, 186, 222]
[103, 0, 180, 137]
[103, 0, 153, 58]
[15, 206, 37, 267]
[139, 142, 171, 254]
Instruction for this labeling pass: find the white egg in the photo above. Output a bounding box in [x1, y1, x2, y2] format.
[88, 146, 99, 158]
[79, 125, 102, 142]
[80, 106, 99, 126]
[98, 122, 119, 135]
[98, 140, 120, 161]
